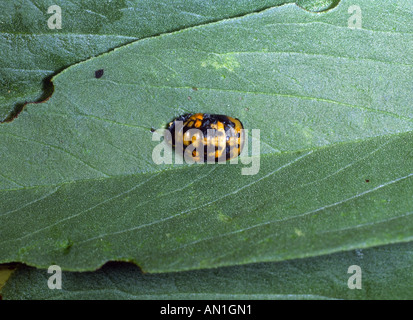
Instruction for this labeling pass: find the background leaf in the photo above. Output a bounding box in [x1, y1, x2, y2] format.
[2, 242, 413, 300]
[1, 0, 412, 274]
[0, 0, 337, 122]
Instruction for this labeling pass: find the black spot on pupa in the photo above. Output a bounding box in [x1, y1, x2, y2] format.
[95, 69, 104, 78]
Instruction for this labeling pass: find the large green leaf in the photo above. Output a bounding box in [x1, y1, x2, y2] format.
[1, 0, 412, 273]
[0, 0, 335, 122]
[2, 242, 413, 300]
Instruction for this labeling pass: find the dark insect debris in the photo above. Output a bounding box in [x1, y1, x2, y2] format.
[95, 69, 104, 79]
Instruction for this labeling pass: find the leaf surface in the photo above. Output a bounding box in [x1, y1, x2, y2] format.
[1, 0, 333, 121]
[0, 0, 412, 272]
[2, 242, 413, 300]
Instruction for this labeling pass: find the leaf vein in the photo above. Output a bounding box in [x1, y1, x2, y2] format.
[75, 151, 313, 245]
[169, 173, 413, 252]
[2, 173, 160, 243]
[0, 186, 61, 217]
[0, 132, 111, 177]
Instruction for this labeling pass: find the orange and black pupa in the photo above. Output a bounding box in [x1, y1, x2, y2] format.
[166, 113, 245, 162]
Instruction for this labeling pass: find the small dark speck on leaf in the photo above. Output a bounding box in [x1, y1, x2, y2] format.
[192, 87, 198, 91]
[95, 69, 104, 78]
[150, 127, 156, 132]
[365, 179, 370, 183]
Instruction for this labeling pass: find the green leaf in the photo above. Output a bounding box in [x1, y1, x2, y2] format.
[1, 0, 412, 273]
[0, 0, 335, 122]
[2, 242, 413, 300]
